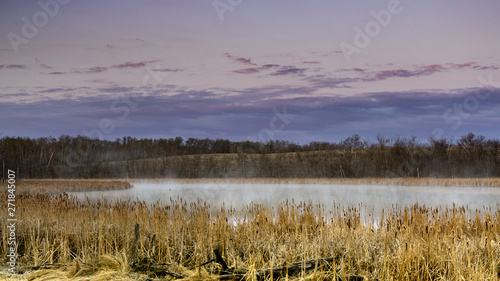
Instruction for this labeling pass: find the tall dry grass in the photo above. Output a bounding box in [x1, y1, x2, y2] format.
[1, 193, 499, 280]
[16, 179, 132, 194]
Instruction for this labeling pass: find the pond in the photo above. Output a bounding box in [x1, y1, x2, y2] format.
[69, 182, 500, 217]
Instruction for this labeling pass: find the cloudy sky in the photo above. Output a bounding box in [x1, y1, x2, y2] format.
[1, 0, 499, 143]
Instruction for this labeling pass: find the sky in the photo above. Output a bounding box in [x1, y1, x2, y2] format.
[1, 0, 499, 144]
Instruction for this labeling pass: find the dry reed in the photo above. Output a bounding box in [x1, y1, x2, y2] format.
[0, 193, 498, 280]
[16, 179, 132, 194]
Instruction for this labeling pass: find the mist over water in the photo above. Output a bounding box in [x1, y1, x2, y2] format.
[70, 182, 500, 217]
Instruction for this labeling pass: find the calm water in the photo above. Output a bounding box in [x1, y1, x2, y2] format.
[69, 182, 500, 213]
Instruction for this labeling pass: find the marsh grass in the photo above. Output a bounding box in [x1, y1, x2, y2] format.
[0, 193, 499, 280]
[15, 179, 132, 194]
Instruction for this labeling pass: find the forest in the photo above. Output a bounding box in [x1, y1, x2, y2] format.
[1, 132, 499, 179]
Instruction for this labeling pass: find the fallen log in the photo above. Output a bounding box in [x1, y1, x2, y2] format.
[131, 263, 188, 279]
[132, 250, 364, 281]
[217, 273, 364, 281]
[215, 257, 364, 281]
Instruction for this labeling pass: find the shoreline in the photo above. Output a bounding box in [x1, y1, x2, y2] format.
[11, 178, 500, 194]
[127, 177, 500, 187]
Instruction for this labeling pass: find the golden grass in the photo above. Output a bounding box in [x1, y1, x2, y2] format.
[16, 179, 132, 194]
[4, 253, 148, 281]
[0, 193, 499, 280]
[130, 177, 500, 187]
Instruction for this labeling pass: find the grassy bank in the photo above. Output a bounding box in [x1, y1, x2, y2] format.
[15, 179, 132, 194]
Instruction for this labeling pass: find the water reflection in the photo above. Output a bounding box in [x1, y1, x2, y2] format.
[69, 182, 500, 215]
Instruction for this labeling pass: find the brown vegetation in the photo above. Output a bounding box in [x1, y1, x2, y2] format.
[16, 179, 132, 194]
[2, 132, 500, 179]
[1, 193, 499, 280]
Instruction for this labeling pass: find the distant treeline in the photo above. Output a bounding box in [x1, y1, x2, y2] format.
[1, 133, 499, 179]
